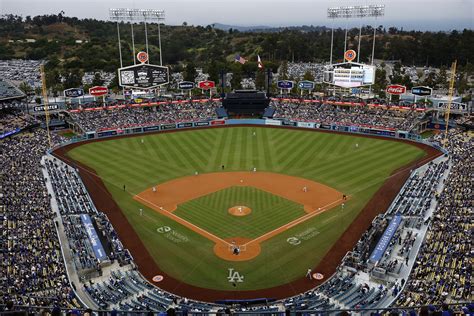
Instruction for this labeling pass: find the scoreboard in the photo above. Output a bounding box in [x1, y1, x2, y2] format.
[118, 64, 169, 89]
[324, 62, 375, 88]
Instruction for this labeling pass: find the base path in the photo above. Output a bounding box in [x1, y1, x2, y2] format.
[135, 171, 343, 213]
[134, 171, 344, 261]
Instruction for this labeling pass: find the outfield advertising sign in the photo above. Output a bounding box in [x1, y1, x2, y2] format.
[277, 80, 294, 89]
[386, 85, 406, 95]
[178, 81, 195, 90]
[198, 80, 215, 90]
[161, 123, 176, 130]
[177, 122, 193, 128]
[411, 86, 432, 96]
[297, 122, 315, 128]
[265, 119, 282, 126]
[89, 86, 108, 97]
[298, 80, 315, 90]
[64, 88, 84, 98]
[33, 104, 59, 112]
[194, 121, 210, 127]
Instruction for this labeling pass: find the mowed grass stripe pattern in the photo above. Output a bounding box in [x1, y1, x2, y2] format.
[174, 186, 305, 239]
[67, 127, 426, 290]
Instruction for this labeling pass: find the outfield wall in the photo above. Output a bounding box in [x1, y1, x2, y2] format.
[56, 118, 447, 155]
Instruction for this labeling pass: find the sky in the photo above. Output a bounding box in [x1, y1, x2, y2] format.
[0, 0, 473, 31]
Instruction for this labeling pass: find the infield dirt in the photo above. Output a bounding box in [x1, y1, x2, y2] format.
[133, 171, 344, 261]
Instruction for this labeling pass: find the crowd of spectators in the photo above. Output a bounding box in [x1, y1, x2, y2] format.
[0, 125, 80, 307]
[272, 100, 423, 131]
[1, 105, 471, 314]
[396, 129, 473, 305]
[44, 158, 133, 271]
[0, 111, 37, 134]
[69, 100, 221, 132]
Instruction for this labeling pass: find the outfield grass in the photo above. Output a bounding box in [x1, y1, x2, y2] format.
[67, 126, 425, 290]
[174, 186, 305, 239]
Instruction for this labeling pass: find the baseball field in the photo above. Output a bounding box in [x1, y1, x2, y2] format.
[62, 126, 430, 299]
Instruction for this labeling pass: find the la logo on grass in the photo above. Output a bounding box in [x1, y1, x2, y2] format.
[227, 268, 244, 283]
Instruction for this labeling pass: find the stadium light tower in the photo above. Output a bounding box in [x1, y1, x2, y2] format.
[109, 8, 166, 67]
[327, 4, 385, 64]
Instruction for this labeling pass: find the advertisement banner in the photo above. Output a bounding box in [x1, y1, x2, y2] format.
[298, 81, 315, 90]
[89, 86, 108, 97]
[64, 88, 84, 98]
[80, 214, 108, 261]
[369, 213, 402, 263]
[143, 125, 160, 132]
[211, 120, 225, 125]
[33, 104, 59, 112]
[178, 81, 195, 90]
[198, 80, 216, 90]
[281, 121, 296, 126]
[161, 123, 176, 130]
[194, 121, 210, 127]
[297, 122, 315, 128]
[97, 130, 117, 138]
[277, 80, 294, 89]
[177, 122, 193, 128]
[386, 85, 406, 95]
[265, 119, 282, 126]
[436, 102, 469, 112]
[411, 86, 432, 96]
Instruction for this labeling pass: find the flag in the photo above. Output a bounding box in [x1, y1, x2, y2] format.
[235, 54, 246, 64]
[257, 55, 263, 69]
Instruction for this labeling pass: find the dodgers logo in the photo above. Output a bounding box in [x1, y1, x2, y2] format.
[227, 268, 244, 283]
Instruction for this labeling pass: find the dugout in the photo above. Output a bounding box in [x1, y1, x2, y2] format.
[223, 90, 270, 117]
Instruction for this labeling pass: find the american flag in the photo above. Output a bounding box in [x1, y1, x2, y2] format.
[235, 54, 247, 64]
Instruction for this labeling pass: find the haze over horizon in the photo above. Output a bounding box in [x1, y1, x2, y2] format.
[1, 0, 472, 31]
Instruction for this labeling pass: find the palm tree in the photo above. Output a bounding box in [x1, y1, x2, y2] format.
[19, 81, 33, 95]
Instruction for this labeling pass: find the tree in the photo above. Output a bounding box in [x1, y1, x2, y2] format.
[184, 62, 197, 82]
[437, 66, 448, 89]
[92, 72, 104, 86]
[255, 70, 265, 91]
[279, 61, 289, 80]
[303, 70, 314, 81]
[63, 69, 83, 89]
[19, 81, 33, 95]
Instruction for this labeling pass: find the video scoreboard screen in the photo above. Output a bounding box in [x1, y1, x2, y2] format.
[324, 62, 375, 88]
[118, 64, 169, 89]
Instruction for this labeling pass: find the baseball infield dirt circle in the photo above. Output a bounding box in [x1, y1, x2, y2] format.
[228, 206, 252, 216]
[214, 237, 261, 261]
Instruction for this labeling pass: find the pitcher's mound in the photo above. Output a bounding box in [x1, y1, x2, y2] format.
[228, 206, 251, 216]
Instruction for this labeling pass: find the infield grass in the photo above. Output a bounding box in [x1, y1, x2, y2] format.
[174, 186, 305, 239]
[66, 126, 425, 290]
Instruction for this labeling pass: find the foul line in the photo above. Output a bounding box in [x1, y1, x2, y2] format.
[133, 194, 233, 246]
[242, 197, 348, 247]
